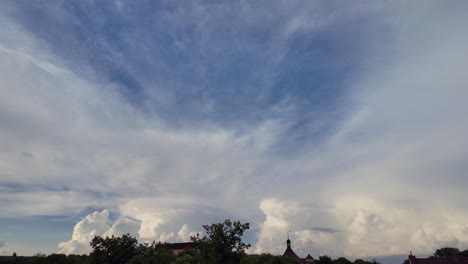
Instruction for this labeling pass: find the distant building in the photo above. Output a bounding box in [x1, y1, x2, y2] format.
[164, 242, 195, 255]
[282, 237, 315, 264]
[408, 253, 468, 264]
[305, 254, 315, 263]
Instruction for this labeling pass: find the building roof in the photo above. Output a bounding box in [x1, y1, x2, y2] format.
[409, 254, 468, 264]
[305, 254, 315, 263]
[283, 238, 302, 263]
[164, 242, 195, 251]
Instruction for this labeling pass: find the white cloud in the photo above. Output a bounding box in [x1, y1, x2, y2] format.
[254, 199, 344, 258]
[58, 210, 112, 254]
[177, 224, 198, 242]
[58, 210, 141, 254]
[58, 207, 201, 254]
[0, 241, 12, 255]
[103, 216, 141, 239]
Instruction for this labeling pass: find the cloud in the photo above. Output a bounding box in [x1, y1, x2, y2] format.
[103, 216, 141, 239]
[309, 227, 340, 234]
[58, 210, 112, 254]
[253, 199, 343, 257]
[58, 208, 201, 254]
[0, 241, 12, 255]
[1, 0, 468, 259]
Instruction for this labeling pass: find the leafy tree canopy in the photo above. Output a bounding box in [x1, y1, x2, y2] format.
[90, 234, 139, 264]
[432, 247, 460, 258]
[191, 219, 251, 264]
[241, 253, 297, 264]
[317, 255, 333, 264]
[333, 257, 353, 264]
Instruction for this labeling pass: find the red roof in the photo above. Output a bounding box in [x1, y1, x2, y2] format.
[283, 247, 302, 263]
[164, 242, 195, 250]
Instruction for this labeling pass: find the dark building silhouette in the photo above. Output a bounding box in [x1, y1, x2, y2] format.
[282, 237, 315, 264]
[305, 254, 315, 263]
[409, 253, 468, 264]
[164, 242, 194, 255]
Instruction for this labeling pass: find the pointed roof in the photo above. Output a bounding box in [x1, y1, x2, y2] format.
[283, 238, 302, 263]
[305, 254, 315, 263]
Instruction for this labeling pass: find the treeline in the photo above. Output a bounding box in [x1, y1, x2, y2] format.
[429, 247, 468, 258]
[0, 253, 384, 264]
[8, 220, 467, 264]
[400, 247, 468, 264]
[314, 256, 379, 264]
[0, 219, 294, 264]
[0, 254, 89, 264]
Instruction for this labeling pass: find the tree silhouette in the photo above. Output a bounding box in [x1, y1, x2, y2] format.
[90, 234, 139, 264]
[432, 247, 460, 258]
[191, 219, 250, 264]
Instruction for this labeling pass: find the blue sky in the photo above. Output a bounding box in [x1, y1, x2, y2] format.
[1, 1, 468, 262]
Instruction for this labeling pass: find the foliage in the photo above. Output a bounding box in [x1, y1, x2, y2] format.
[174, 248, 199, 264]
[317, 255, 333, 264]
[90, 234, 139, 264]
[241, 254, 297, 264]
[127, 254, 158, 264]
[0, 254, 90, 264]
[354, 259, 380, 264]
[402, 246, 468, 264]
[432, 247, 460, 258]
[45, 254, 67, 264]
[191, 219, 250, 264]
[333, 257, 353, 264]
[5, 219, 437, 264]
[66, 255, 91, 264]
[334, 257, 353, 264]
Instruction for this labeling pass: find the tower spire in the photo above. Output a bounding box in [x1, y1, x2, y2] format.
[283, 230, 301, 263]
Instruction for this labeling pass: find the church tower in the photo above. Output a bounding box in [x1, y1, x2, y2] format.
[282, 235, 302, 263]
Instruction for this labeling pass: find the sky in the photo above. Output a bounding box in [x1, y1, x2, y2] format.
[1, 1, 468, 263]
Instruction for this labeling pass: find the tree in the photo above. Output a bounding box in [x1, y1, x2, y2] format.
[89, 234, 139, 264]
[191, 219, 250, 264]
[66, 254, 91, 264]
[316, 255, 333, 264]
[127, 254, 158, 264]
[432, 247, 460, 258]
[174, 247, 199, 264]
[354, 259, 380, 264]
[241, 254, 297, 264]
[333, 257, 353, 264]
[46, 253, 67, 264]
